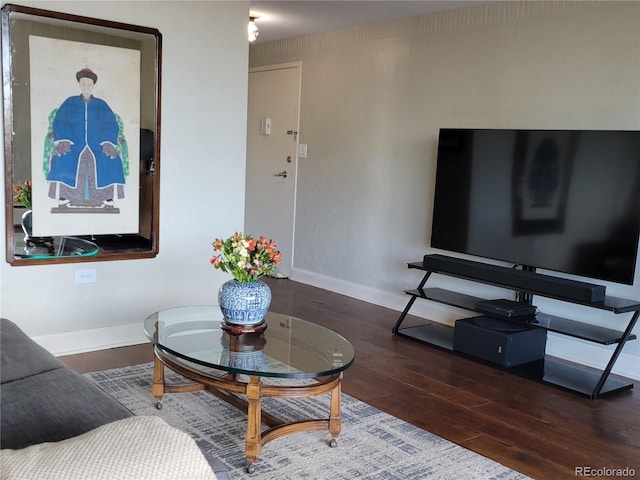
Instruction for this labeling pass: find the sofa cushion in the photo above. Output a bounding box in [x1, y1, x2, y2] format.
[0, 416, 218, 480]
[0, 318, 65, 383]
[1, 366, 132, 449]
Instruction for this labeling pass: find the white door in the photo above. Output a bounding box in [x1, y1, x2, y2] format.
[245, 63, 301, 278]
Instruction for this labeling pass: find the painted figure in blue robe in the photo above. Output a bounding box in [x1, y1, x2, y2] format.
[45, 68, 127, 209]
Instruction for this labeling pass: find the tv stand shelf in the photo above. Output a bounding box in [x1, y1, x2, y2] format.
[393, 255, 639, 399]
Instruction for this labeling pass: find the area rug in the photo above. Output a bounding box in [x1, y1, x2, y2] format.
[86, 363, 530, 480]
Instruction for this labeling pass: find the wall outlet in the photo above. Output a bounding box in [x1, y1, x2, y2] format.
[74, 269, 97, 284]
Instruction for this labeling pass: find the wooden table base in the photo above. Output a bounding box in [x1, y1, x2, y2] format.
[151, 348, 343, 473]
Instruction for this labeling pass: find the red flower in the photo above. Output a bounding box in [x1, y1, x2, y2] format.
[213, 238, 224, 251]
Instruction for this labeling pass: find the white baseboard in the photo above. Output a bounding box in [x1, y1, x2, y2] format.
[546, 334, 640, 381]
[33, 323, 148, 357]
[289, 268, 460, 325]
[290, 267, 640, 381]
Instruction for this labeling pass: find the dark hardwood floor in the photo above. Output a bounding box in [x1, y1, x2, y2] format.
[60, 278, 640, 480]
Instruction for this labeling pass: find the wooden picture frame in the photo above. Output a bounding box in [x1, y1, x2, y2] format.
[2, 3, 161, 265]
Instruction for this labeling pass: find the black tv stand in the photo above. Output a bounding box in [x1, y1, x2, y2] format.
[393, 255, 639, 399]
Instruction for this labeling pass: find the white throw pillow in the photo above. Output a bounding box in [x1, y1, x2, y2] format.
[0, 416, 218, 480]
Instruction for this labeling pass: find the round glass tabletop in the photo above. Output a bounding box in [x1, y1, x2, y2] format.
[144, 305, 355, 379]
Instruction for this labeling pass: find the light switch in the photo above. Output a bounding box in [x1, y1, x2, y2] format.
[261, 117, 271, 135]
[298, 143, 308, 158]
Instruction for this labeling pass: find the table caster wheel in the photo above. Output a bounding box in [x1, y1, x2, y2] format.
[329, 438, 338, 448]
[156, 402, 163, 410]
[246, 463, 256, 474]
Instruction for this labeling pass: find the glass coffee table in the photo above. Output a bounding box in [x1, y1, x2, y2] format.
[143, 305, 355, 473]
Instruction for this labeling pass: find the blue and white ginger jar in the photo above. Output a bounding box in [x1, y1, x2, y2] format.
[218, 279, 271, 326]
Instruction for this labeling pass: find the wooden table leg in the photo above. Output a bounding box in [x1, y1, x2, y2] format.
[152, 352, 165, 408]
[328, 373, 342, 447]
[245, 376, 262, 472]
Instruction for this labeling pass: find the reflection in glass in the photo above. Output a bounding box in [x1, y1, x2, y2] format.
[219, 332, 267, 371]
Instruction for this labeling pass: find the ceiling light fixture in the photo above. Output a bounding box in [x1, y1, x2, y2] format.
[248, 16, 259, 42]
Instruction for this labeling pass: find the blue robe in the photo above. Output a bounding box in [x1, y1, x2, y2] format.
[47, 95, 125, 189]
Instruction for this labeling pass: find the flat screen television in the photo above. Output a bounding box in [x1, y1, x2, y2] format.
[430, 129, 640, 285]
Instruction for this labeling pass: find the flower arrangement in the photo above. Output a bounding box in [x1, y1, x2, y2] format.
[210, 232, 281, 283]
[13, 180, 32, 210]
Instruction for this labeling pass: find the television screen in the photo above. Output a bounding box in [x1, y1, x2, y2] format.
[431, 129, 640, 285]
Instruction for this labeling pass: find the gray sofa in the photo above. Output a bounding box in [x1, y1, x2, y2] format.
[0, 318, 229, 479]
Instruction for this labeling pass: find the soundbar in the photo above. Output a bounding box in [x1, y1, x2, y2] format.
[422, 254, 606, 303]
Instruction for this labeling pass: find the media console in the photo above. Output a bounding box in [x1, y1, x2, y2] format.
[392, 254, 640, 399]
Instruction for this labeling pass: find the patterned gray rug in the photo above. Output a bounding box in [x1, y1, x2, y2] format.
[86, 363, 530, 480]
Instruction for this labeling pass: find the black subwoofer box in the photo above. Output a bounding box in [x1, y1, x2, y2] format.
[453, 316, 547, 367]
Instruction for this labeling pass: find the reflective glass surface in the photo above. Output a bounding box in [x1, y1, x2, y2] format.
[15, 235, 99, 259]
[144, 306, 355, 378]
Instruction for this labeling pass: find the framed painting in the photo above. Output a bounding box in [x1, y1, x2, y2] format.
[2, 3, 161, 265]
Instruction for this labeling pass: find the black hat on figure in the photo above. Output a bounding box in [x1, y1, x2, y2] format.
[76, 68, 97, 84]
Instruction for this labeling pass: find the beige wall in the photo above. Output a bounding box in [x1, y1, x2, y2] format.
[250, 1, 640, 378]
[1, 1, 250, 343]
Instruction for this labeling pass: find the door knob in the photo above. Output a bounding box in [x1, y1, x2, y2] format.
[274, 171, 287, 178]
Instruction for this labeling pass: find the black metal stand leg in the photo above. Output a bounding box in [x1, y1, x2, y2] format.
[392, 297, 417, 334]
[591, 311, 639, 399]
[392, 272, 431, 334]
